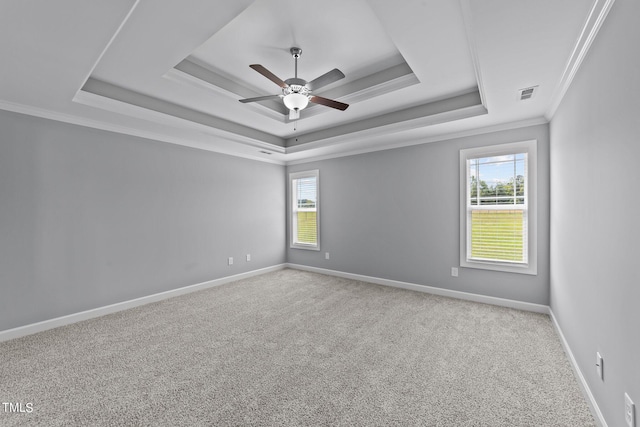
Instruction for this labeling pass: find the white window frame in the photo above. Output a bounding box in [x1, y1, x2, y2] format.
[290, 169, 320, 251]
[459, 140, 537, 275]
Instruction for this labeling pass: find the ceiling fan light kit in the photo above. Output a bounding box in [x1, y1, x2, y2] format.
[283, 92, 309, 111]
[240, 47, 349, 121]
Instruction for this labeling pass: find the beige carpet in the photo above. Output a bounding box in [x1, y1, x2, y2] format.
[0, 268, 594, 426]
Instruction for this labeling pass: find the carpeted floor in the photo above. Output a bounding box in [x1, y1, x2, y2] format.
[0, 268, 594, 426]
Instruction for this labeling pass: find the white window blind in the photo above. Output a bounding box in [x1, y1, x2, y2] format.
[459, 141, 537, 275]
[290, 170, 319, 250]
[467, 154, 527, 264]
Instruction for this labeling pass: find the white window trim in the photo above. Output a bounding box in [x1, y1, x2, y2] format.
[289, 169, 320, 251]
[459, 140, 537, 275]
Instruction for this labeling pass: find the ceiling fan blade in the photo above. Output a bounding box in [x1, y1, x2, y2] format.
[309, 95, 349, 111]
[239, 95, 282, 103]
[307, 68, 345, 91]
[249, 64, 288, 88]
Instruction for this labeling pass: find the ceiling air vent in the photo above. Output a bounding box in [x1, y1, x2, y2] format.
[518, 86, 538, 101]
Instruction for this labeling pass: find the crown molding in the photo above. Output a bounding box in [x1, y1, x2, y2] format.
[169, 59, 420, 124]
[297, 63, 419, 121]
[0, 99, 286, 165]
[77, 79, 286, 148]
[286, 90, 484, 149]
[1, 96, 547, 168]
[168, 60, 288, 120]
[458, 0, 487, 109]
[74, 0, 141, 94]
[285, 116, 547, 166]
[545, 0, 616, 120]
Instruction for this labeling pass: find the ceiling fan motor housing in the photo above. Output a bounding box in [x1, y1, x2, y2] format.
[284, 78, 308, 89]
[284, 79, 309, 95]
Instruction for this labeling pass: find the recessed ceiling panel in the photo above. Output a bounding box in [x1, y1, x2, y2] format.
[177, 0, 426, 128]
[189, 0, 407, 94]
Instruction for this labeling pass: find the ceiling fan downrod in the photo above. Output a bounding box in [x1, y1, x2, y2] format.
[290, 47, 302, 79]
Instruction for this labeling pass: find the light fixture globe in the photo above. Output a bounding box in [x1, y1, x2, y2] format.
[283, 93, 309, 111]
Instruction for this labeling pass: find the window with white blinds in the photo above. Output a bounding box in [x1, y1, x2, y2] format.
[290, 170, 320, 250]
[460, 141, 537, 275]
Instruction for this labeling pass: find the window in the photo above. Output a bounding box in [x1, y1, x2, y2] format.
[460, 140, 537, 275]
[290, 170, 320, 250]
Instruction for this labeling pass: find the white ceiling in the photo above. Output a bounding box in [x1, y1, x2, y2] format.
[0, 0, 612, 164]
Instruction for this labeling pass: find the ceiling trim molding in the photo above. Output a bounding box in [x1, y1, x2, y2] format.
[0, 99, 117, 131]
[170, 59, 420, 124]
[72, 89, 286, 153]
[285, 116, 548, 166]
[286, 90, 484, 149]
[168, 60, 288, 120]
[458, 0, 488, 109]
[74, 0, 141, 94]
[0, 98, 282, 166]
[294, 63, 419, 122]
[164, 67, 285, 123]
[0, 96, 546, 168]
[285, 103, 487, 159]
[78, 79, 286, 149]
[545, 0, 616, 120]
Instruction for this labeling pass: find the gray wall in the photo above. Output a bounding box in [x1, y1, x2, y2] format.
[0, 110, 286, 331]
[288, 123, 550, 305]
[549, 0, 640, 425]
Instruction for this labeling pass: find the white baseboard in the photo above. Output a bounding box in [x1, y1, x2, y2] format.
[286, 263, 549, 314]
[549, 309, 607, 427]
[1, 261, 605, 426]
[287, 264, 609, 423]
[0, 264, 287, 343]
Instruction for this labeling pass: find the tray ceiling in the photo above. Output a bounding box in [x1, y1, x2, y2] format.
[0, 0, 613, 164]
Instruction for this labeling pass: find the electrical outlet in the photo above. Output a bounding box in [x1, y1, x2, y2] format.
[228, 257, 233, 266]
[626, 392, 635, 427]
[325, 252, 330, 260]
[246, 254, 251, 262]
[596, 352, 603, 380]
[451, 267, 458, 277]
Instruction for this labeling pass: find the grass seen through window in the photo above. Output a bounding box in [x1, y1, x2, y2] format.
[296, 212, 317, 245]
[471, 210, 524, 262]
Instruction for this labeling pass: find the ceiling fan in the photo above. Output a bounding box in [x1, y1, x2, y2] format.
[239, 47, 349, 120]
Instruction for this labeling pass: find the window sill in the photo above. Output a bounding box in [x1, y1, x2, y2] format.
[290, 243, 320, 251]
[460, 259, 537, 275]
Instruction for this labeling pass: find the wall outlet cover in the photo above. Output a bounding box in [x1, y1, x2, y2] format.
[596, 352, 603, 380]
